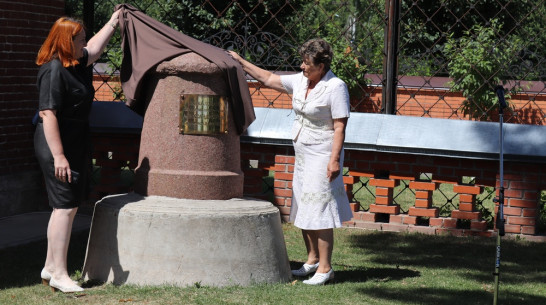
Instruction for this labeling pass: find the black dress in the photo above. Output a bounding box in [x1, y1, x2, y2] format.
[34, 50, 94, 209]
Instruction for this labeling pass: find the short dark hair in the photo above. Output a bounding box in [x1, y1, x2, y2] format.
[298, 38, 333, 71]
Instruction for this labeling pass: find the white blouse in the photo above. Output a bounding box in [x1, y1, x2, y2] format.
[280, 70, 350, 144]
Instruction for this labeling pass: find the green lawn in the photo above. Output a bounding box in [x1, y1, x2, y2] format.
[1, 223, 545, 305]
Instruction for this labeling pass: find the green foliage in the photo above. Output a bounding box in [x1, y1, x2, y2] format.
[289, 0, 385, 98]
[538, 190, 546, 234]
[399, 0, 546, 79]
[514, 0, 546, 80]
[66, 0, 546, 103]
[76, 0, 308, 41]
[332, 44, 370, 99]
[443, 19, 523, 120]
[328, 27, 370, 99]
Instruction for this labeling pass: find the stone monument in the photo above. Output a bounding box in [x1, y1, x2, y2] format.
[82, 52, 291, 287]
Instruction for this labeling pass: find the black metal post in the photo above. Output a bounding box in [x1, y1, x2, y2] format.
[382, 0, 400, 114]
[493, 85, 507, 305]
[83, 0, 94, 36]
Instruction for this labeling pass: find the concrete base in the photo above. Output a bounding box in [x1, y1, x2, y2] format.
[82, 193, 291, 287]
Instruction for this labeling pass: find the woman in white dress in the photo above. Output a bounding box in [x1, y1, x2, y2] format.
[229, 38, 352, 285]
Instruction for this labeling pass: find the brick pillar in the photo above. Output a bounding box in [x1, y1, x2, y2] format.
[0, 0, 65, 216]
[344, 175, 356, 203]
[347, 171, 375, 223]
[369, 178, 400, 214]
[501, 172, 539, 235]
[273, 155, 294, 221]
[408, 181, 439, 218]
[452, 184, 488, 231]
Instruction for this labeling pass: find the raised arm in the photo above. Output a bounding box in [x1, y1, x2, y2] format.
[228, 51, 286, 93]
[85, 10, 120, 66]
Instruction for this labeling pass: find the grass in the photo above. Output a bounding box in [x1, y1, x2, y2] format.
[1, 223, 546, 305]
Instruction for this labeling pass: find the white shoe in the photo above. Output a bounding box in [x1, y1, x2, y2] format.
[49, 278, 84, 293]
[302, 269, 334, 285]
[41, 268, 52, 286]
[41, 268, 78, 286]
[291, 262, 319, 277]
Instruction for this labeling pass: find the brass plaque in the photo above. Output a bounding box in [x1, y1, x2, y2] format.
[179, 94, 228, 134]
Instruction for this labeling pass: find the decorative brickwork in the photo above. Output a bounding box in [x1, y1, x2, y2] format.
[266, 151, 545, 240]
[86, 128, 546, 241]
[408, 180, 439, 218]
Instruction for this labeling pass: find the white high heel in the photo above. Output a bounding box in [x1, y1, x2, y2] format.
[49, 278, 84, 293]
[302, 269, 334, 285]
[41, 268, 78, 286]
[291, 262, 319, 276]
[40, 268, 52, 286]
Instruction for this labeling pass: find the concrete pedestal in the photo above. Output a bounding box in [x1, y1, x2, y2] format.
[82, 193, 291, 287]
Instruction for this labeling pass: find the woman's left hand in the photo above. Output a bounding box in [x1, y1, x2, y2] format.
[327, 160, 341, 182]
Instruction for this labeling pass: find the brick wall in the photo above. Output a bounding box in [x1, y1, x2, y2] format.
[95, 79, 546, 125]
[271, 149, 546, 241]
[0, 0, 65, 216]
[93, 75, 122, 102]
[250, 85, 546, 125]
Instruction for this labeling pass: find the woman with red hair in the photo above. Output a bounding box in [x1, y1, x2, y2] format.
[35, 10, 119, 293]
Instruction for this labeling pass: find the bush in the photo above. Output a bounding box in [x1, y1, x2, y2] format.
[443, 19, 523, 120]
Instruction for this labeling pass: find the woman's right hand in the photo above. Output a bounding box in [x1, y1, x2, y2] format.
[227, 51, 243, 65]
[227, 50, 285, 92]
[54, 155, 71, 183]
[40, 109, 71, 183]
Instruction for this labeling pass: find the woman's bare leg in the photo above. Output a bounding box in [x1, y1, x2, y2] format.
[302, 229, 319, 265]
[47, 207, 78, 286]
[315, 228, 333, 273]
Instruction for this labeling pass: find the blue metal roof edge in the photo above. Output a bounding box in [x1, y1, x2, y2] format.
[88, 103, 546, 163]
[241, 108, 546, 163]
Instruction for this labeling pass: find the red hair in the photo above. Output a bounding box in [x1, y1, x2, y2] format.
[36, 17, 84, 67]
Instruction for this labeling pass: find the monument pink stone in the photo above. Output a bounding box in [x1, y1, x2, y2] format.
[134, 52, 243, 200]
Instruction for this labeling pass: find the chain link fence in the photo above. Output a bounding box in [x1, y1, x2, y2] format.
[73, 0, 545, 224]
[75, 0, 545, 124]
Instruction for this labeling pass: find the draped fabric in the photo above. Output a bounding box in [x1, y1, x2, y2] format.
[115, 3, 255, 134]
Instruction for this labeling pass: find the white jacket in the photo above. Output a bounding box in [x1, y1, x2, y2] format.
[280, 70, 350, 144]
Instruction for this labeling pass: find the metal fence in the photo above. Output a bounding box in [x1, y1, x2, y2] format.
[80, 0, 546, 124]
[78, 0, 545, 224]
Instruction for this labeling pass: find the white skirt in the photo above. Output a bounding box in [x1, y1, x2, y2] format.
[290, 140, 353, 230]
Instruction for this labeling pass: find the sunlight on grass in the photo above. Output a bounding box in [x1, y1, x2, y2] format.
[1, 224, 545, 305]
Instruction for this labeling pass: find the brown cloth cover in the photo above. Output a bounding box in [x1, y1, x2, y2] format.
[115, 3, 255, 134]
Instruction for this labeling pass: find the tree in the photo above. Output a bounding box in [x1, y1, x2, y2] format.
[443, 19, 523, 120]
[399, 0, 546, 79]
[288, 0, 384, 97]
